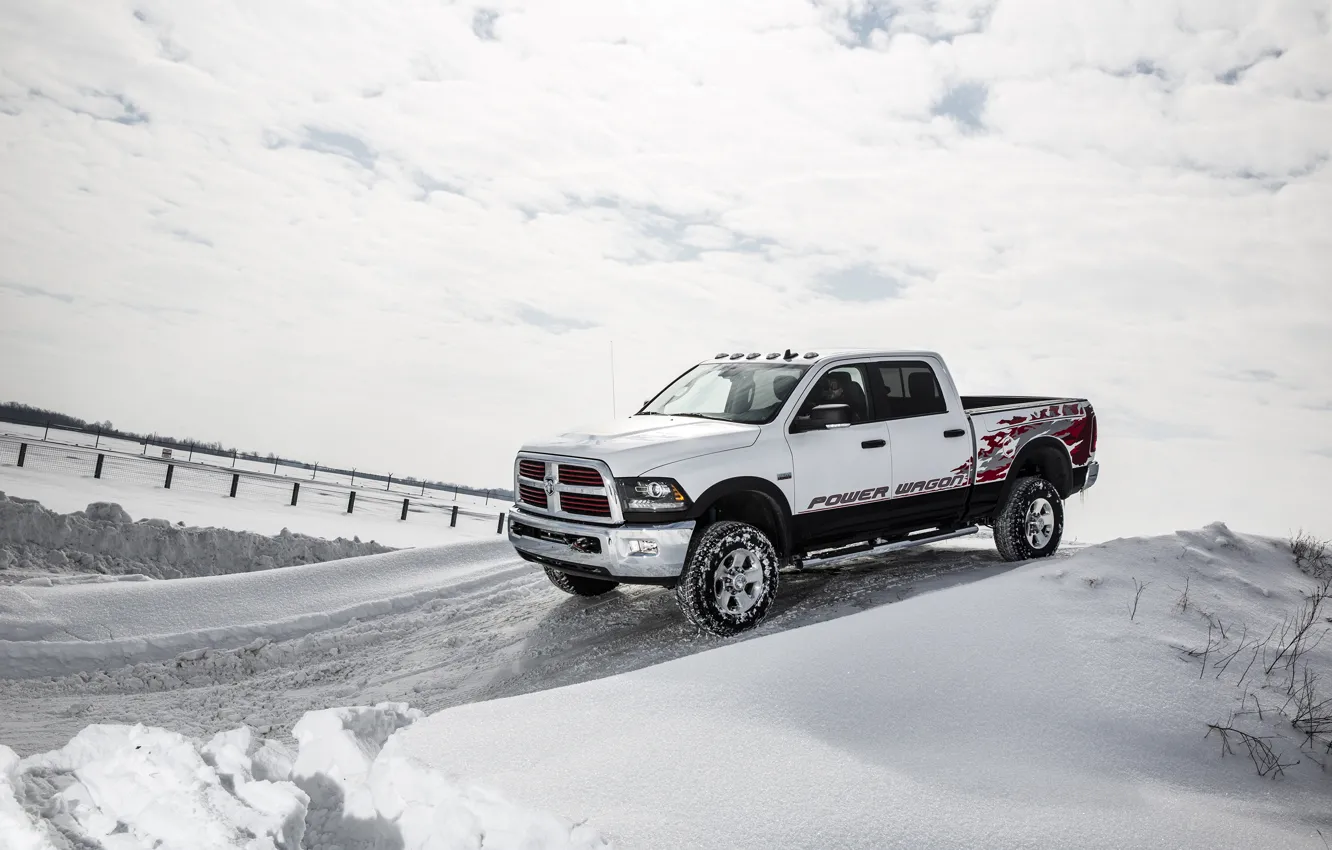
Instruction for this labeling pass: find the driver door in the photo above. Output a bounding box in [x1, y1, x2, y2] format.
[785, 363, 893, 550]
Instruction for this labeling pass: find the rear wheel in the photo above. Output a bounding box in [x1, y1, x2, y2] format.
[543, 567, 619, 597]
[994, 476, 1064, 562]
[675, 521, 780, 637]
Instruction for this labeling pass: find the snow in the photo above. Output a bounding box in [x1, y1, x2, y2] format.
[393, 524, 1332, 849]
[0, 444, 510, 551]
[1, 702, 608, 849]
[0, 534, 523, 677]
[2, 451, 1327, 847]
[0, 492, 392, 584]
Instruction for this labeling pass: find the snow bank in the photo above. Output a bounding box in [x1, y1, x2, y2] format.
[1, 702, 608, 849]
[0, 492, 393, 581]
[0, 538, 526, 677]
[0, 492, 393, 583]
[396, 523, 1332, 849]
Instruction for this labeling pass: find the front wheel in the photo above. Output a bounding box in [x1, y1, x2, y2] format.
[544, 567, 619, 597]
[994, 477, 1064, 562]
[675, 521, 780, 637]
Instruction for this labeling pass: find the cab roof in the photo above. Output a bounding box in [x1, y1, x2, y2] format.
[704, 348, 940, 364]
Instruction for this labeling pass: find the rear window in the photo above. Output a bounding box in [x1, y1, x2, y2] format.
[874, 362, 947, 419]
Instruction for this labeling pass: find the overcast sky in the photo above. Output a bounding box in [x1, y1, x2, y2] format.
[1, 0, 1329, 543]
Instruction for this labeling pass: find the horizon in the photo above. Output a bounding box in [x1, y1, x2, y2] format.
[2, 1, 1329, 545]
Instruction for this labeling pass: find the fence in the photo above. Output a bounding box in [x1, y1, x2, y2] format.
[0, 435, 511, 535]
[0, 418, 514, 504]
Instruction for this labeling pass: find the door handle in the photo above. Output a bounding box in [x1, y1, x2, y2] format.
[943, 429, 966, 438]
[861, 439, 886, 449]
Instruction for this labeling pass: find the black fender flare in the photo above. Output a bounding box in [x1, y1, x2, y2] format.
[997, 436, 1075, 506]
[684, 476, 795, 557]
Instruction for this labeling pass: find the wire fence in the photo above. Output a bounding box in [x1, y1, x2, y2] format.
[0, 419, 514, 504]
[0, 436, 511, 534]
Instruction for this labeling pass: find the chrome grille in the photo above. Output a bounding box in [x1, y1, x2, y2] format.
[514, 454, 620, 524]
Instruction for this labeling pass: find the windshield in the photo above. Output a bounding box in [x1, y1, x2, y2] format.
[639, 361, 811, 424]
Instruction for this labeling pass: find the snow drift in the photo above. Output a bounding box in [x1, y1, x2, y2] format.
[1, 702, 609, 849]
[0, 492, 392, 584]
[395, 523, 1332, 849]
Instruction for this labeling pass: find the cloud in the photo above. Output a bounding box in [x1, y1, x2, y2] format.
[0, 281, 74, 303]
[514, 305, 598, 334]
[816, 265, 905, 302]
[0, 0, 1329, 543]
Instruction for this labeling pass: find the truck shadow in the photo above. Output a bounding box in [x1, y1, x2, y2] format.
[473, 543, 1037, 708]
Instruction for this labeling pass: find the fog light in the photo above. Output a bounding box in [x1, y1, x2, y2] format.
[627, 539, 659, 556]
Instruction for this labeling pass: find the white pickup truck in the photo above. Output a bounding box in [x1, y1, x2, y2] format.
[507, 349, 1099, 636]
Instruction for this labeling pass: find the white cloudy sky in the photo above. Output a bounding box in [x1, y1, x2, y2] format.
[1, 0, 1329, 542]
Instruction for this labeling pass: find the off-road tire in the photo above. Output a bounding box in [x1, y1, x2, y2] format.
[994, 476, 1064, 562]
[543, 567, 619, 597]
[675, 521, 780, 637]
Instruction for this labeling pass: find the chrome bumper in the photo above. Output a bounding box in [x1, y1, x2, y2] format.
[507, 509, 695, 580]
[1084, 460, 1099, 490]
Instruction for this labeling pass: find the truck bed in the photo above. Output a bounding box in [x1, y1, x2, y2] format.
[961, 395, 1080, 413]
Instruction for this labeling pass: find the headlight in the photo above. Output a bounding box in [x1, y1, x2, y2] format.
[617, 478, 690, 512]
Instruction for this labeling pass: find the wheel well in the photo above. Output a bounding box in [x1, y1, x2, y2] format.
[1005, 438, 1074, 498]
[700, 491, 789, 558]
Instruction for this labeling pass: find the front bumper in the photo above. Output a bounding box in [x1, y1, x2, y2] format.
[507, 509, 695, 582]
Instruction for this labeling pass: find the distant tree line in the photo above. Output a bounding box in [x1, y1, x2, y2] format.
[0, 401, 513, 501]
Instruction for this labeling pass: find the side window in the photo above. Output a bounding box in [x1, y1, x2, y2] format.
[874, 361, 947, 419]
[794, 365, 872, 425]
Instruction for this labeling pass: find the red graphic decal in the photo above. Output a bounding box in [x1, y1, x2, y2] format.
[976, 464, 1010, 484]
[1053, 414, 1093, 466]
[997, 415, 1028, 426]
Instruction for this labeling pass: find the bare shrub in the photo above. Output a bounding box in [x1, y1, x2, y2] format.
[1291, 530, 1330, 579]
[1130, 577, 1149, 621]
[1205, 720, 1300, 778]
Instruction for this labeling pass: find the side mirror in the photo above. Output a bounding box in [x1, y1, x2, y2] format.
[790, 404, 853, 433]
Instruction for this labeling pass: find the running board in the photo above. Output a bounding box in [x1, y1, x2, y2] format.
[797, 526, 980, 570]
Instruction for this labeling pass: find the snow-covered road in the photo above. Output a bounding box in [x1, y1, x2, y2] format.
[0, 535, 1020, 756]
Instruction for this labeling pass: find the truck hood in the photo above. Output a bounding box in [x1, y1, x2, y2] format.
[520, 415, 761, 476]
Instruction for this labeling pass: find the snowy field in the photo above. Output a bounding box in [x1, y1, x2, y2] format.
[0, 422, 504, 503]
[1, 467, 1328, 847]
[0, 449, 507, 550]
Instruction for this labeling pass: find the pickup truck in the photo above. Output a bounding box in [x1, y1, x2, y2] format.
[507, 349, 1099, 636]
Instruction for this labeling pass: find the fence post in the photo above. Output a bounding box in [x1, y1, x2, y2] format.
[401, 498, 409, 521]
[165, 464, 174, 489]
[347, 491, 356, 514]
[43, 423, 49, 441]
[95, 428, 101, 450]
[312, 464, 318, 480]
[290, 482, 300, 506]
[350, 469, 356, 486]
[230, 473, 239, 498]
[273, 458, 279, 474]
[496, 512, 505, 534]
[188, 444, 194, 462]
[386, 474, 392, 491]
[95, 454, 104, 479]
[232, 450, 237, 468]
[420, 482, 426, 496]
[450, 505, 458, 527]
[17, 443, 27, 467]
[453, 487, 458, 501]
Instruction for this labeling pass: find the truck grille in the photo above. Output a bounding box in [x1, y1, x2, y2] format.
[514, 456, 617, 522]
[558, 492, 612, 518]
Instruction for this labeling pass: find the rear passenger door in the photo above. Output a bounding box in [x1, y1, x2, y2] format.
[871, 360, 972, 531]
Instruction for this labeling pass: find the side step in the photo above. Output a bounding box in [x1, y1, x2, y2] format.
[797, 526, 980, 570]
